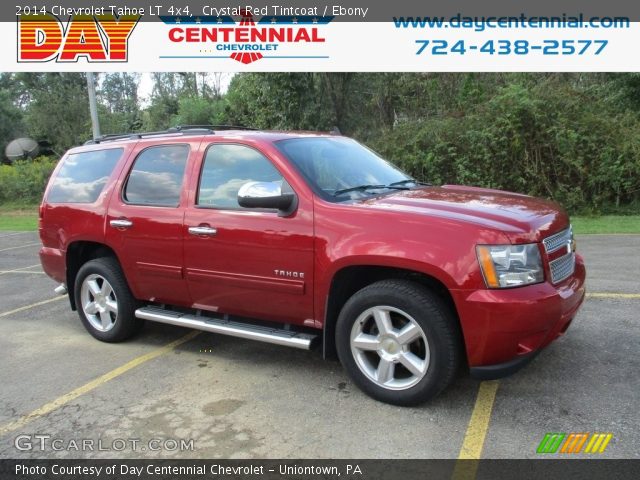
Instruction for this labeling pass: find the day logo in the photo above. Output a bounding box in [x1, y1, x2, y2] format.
[17, 13, 140, 62]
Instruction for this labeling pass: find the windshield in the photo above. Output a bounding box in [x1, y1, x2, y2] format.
[275, 137, 414, 201]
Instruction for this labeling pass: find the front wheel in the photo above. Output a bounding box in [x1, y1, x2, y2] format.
[335, 279, 461, 406]
[74, 257, 142, 342]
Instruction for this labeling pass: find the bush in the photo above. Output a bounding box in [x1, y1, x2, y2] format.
[370, 80, 640, 214]
[0, 156, 57, 204]
[172, 96, 225, 126]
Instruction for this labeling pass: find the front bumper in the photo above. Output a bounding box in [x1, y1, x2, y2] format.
[470, 349, 540, 380]
[452, 254, 586, 375]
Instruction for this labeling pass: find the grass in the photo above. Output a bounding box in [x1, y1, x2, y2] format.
[572, 215, 640, 234]
[0, 204, 39, 231]
[0, 204, 638, 234]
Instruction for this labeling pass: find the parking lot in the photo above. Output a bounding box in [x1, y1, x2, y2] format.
[0, 231, 638, 459]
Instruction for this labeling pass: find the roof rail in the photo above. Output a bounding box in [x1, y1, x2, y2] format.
[83, 133, 137, 145]
[175, 125, 257, 131]
[83, 125, 255, 145]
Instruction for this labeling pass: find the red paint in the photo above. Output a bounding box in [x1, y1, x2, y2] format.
[39, 131, 585, 370]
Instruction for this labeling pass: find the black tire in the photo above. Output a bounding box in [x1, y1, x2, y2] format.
[74, 257, 142, 342]
[335, 279, 461, 406]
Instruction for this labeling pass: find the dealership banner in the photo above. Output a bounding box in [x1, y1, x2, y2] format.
[3, 459, 640, 480]
[2, 1, 640, 71]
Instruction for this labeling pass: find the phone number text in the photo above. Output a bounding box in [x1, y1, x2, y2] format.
[415, 39, 608, 56]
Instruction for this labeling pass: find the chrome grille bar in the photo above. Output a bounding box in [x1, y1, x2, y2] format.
[549, 252, 576, 284]
[543, 226, 575, 284]
[543, 227, 573, 254]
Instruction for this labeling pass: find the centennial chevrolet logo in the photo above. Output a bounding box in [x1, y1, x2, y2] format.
[17, 13, 140, 62]
[537, 432, 613, 454]
[163, 10, 332, 64]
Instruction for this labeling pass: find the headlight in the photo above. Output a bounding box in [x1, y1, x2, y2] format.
[476, 244, 544, 288]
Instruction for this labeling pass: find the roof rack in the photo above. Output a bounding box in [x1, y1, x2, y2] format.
[83, 125, 256, 145]
[175, 125, 257, 131]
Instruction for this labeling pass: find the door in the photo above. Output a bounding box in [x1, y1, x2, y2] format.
[183, 143, 315, 326]
[106, 142, 192, 306]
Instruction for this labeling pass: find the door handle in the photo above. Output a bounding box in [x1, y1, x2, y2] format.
[188, 226, 217, 237]
[110, 218, 133, 229]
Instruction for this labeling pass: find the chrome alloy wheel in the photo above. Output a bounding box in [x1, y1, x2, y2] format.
[80, 274, 118, 332]
[350, 306, 430, 390]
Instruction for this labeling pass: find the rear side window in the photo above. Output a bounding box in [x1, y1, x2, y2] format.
[47, 148, 123, 203]
[197, 144, 283, 209]
[124, 145, 189, 206]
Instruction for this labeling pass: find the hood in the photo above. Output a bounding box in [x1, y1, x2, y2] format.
[361, 185, 569, 243]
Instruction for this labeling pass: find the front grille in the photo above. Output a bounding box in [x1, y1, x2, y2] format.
[543, 227, 573, 253]
[549, 252, 576, 284]
[543, 227, 575, 284]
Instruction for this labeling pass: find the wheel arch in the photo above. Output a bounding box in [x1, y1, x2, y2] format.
[322, 264, 463, 360]
[65, 241, 120, 310]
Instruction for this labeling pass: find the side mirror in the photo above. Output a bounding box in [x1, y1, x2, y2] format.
[237, 181, 297, 216]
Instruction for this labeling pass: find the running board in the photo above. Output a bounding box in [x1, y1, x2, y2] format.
[135, 306, 317, 350]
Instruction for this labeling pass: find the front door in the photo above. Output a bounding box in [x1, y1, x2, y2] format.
[183, 143, 314, 326]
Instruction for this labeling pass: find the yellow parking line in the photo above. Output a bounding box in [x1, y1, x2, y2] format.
[458, 381, 500, 458]
[0, 296, 66, 318]
[587, 293, 640, 299]
[0, 330, 200, 437]
[0, 242, 40, 252]
[452, 381, 500, 480]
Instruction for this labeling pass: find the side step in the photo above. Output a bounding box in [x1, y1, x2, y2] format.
[135, 306, 317, 350]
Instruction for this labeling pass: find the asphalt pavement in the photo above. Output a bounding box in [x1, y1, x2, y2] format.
[0, 231, 638, 459]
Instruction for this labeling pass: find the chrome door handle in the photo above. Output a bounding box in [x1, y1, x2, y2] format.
[188, 226, 217, 236]
[110, 219, 133, 229]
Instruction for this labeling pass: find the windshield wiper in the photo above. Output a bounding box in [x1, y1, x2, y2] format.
[389, 179, 432, 187]
[333, 184, 409, 196]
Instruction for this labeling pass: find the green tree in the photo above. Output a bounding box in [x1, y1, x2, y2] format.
[173, 96, 225, 126]
[225, 73, 330, 130]
[98, 73, 142, 133]
[0, 78, 25, 162]
[141, 73, 195, 131]
[13, 73, 91, 152]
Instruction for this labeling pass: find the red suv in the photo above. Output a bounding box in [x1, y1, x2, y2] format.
[39, 126, 585, 405]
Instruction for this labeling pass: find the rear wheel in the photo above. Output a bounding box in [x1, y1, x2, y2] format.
[74, 257, 142, 342]
[336, 279, 460, 406]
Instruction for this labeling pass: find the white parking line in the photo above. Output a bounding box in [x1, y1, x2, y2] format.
[0, 242, 40, 252]
[0, 264, 42, 275]
[0, 270, 45, 275]
[0, 296, 66, 318]
[0, 232, 36, 239]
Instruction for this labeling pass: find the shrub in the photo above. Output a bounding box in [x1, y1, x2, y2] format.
[0, 156, 58, 204]
[370, 81, 640, 214]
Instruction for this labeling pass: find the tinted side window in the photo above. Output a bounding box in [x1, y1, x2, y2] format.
[124, 145, 189, 206]
[48, 148, 123, 203]
[197, 144, 283, 209]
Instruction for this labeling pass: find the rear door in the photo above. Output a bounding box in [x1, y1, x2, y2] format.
[183, 142, 315, 326]
[106, 139, 195, 306]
